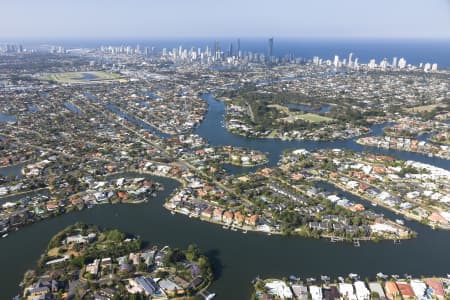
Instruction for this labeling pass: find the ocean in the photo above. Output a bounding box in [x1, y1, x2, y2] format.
[25, 38, 450, 67]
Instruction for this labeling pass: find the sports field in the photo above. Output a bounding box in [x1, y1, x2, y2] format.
[41, 71, 124, 83]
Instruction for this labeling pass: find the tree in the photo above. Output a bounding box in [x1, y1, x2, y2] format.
[106, 229, 125, 242]
[186, 244, 200, 261]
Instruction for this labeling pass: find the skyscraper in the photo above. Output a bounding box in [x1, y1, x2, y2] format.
[268, 37, 274, 58]
[392, 57, 398, 68]
[237, 38, 241, 58]
[333, 55, 339, 68]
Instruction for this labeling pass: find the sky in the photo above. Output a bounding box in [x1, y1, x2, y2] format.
[0, 0, 449, 40]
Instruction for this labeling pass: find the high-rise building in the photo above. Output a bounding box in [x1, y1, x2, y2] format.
[237, 38, 241, 57]
[229, 43, 233, 57]
[431, 63, 438, 72]
[313, 56, 320, 65]
[348, 53, 353, 67]
[380, 58, 388, 70]
[392, 57, 398, 68]
[214, 41, 221, 60]
[398, 57, 407, 69]
[333, 55, 339, 68]
[268, 37, 274, 58]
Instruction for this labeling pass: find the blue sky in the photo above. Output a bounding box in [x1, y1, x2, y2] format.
[1, 0, 449, 39]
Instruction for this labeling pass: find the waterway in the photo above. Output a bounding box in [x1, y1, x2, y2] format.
[0, 163, 25, 180]
[0, 112, 17, 124]
[195, 93, 450, 171]
[1, 94, 450, 299]
[105, 103, 170, 138]
[63, 101, 83, 114]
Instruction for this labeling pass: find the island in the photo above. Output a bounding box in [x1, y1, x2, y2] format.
[18, 223, 214, 300]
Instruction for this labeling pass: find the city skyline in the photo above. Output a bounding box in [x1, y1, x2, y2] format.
[1, 0, 449, 40]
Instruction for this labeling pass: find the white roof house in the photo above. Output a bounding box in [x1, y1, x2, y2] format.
[265, 280, 293, 299]
[354, 281, 370, 300]
[339, 283, 357, 300]
[369, 282, 386, 299]
[410, 279, 427, 299]
[309, 285, 322, 300]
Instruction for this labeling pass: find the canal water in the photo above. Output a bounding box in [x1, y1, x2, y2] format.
[0, 112, 17, 124]
[0, 163, 25, 180]
[1, 94, 450, 299]
[195, 94, 450, 171]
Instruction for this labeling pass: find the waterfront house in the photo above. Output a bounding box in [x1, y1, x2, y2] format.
[291, 284, 308, 300]
[339, 283, 357, 300]
[410, 280, 427, 299]
[265, 280, 293, 299]
[396, 282, 415, 299]
[309, 285, 323, 300]
[234, 211, 245, 225]
[369, 282, 386, 300]
[354, 281, 370, 300]
[223, 211, 234, 224]
[245, 214, 259, 226]
[425, 278, 445, 299]
[323, 286, 339, 300]
[158, 279, 185, 297]
[385, 282, 400, 300]
[213, 208, 224, 221]
[200, 206, 213, 219]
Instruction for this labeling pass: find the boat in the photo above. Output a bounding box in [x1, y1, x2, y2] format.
[371, 203, 378, 207]
[170, 211, 175, 215]
[206, 293, 216, 300]
[2, 233, 8, 238]
[349, 273, 359, 280]
[243, 230, 248, 234]
[353, 240, 360, 247]
[330, 237, 343, 242]
[395, 219, 404, 225]
[376, 272, 388, 280]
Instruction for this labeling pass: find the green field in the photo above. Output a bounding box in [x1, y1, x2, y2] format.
[41, 71, 124, 84]
[297, 113, 334, 123]
[281, 113, 334, 123]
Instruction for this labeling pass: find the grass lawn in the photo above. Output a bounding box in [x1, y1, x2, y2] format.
[405, 104, 446, 113]
[269, 104, 334, 123]
[281, 113, 334, 123]
[41, 71, 123, 83]
[298, 113, 334, 122]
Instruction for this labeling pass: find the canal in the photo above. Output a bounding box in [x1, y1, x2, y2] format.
[1, 94, 450, 299]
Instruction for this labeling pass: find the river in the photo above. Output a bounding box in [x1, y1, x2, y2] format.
[1, 95, 450, 299]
